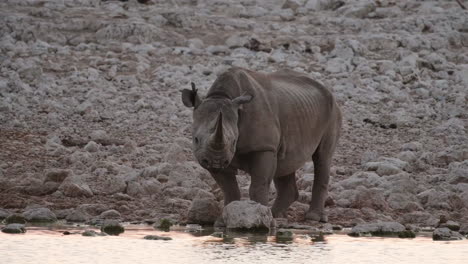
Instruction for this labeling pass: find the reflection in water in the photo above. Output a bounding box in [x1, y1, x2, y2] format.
[0, 227, 467, 264]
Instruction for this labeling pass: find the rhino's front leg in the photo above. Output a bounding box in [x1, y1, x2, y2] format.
[210, 167, 241, 206]
[247, 151, 277, 206]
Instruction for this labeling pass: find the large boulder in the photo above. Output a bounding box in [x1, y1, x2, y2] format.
[125, 181, 145, 197]
[0, 208, 11, 220]
[460, 223, 468, 235]
[401, 142, 423, 152]
[448, 161, 468, 184]
[76, 204, 108, 216]
[163, 198, 192, 216]
[379, 173, 419, 196]
[462, 191, 468, 208]
[349, 186, 389, 210]
[417, 189, 458, 210]
[44, 169, 71, 183]
[222, 200, 273, 231]
[95, 22, 166, 44]
[363, 158, 407, 176]
[386, 192, 421, 212]
[101, 175, 127, 195]
[140, 178, 162, 195]
[54, 209, 73, 219]
[187, 198, 220, 225]
[163, 186, 191, 200]
[66, 208, 91, 222]
[58, 175, 93, 197]
[2, 224, 26, 234]
[348, 221, 414, 238]
[99, 209, 121, 220]
[399, 211, 438, 226]
[305, 0, 344, 11]
[22, 207, 57, 223]
[39, 181, 61, 195]
[439, 221, 460, 231]
[41, 169, 72, 194]
[339, 1, 376, 19]
[334, 171, 384, 190]
[432, 227, 465, 241]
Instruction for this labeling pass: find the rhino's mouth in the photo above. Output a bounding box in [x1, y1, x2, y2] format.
[211, 160, 223, 168]
[199, 157, 230, 171]
[209, 168, 223, 173]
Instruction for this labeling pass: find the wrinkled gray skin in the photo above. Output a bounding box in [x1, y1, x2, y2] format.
[181, 67, 342, 222]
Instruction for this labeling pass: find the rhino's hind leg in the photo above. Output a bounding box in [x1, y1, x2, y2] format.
[211, 167, 241, 206]
[272, 172, 299, 218]
[306, 130, 339, 222]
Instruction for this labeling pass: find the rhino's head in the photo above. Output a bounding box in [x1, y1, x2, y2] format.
[181, 83, 252, 172]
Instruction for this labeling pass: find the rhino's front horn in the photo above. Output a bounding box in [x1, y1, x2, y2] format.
[211, 112, 225, 150]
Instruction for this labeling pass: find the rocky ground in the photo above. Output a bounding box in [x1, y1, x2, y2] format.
[0, 0, 467, 230]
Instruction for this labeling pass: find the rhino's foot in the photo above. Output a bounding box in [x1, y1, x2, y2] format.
[272, 209, 287, 219]
[305, 210, 328, 223]
[270, 218, 277, 229]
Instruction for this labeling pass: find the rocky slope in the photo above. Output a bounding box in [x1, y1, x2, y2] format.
[0, 0, 467, 227]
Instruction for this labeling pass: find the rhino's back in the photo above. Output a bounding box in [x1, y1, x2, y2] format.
[225, 67, 340, 176]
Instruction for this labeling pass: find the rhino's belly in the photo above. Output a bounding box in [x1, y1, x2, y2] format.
[274, 135, 321, 177]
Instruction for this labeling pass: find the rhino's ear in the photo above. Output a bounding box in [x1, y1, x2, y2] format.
[232, 93, 253, 109]
[181, 82, 201, 108]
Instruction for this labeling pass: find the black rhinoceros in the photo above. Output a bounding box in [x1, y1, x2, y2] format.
[181, 67, 342, 222]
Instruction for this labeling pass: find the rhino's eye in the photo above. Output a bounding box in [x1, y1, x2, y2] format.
[194, 137, 199, 144]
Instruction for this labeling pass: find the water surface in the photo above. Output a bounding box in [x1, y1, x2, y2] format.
[1, 226, 466, 264]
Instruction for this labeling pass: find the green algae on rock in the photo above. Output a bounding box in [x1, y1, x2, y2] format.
[143, 235, 172, 241]
[276, 229, 294, 242]
[398, 230, 416, 238]
[348, 222, 416, 238]
[155, 218, 173, 232]
[311, 232, 326, 242]
[2, 224, 26, 234]
[4, 214, 27, 224]
[100, 220, 124, 236]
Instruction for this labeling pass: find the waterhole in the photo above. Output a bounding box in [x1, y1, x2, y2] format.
[1, 225, 466, 264]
